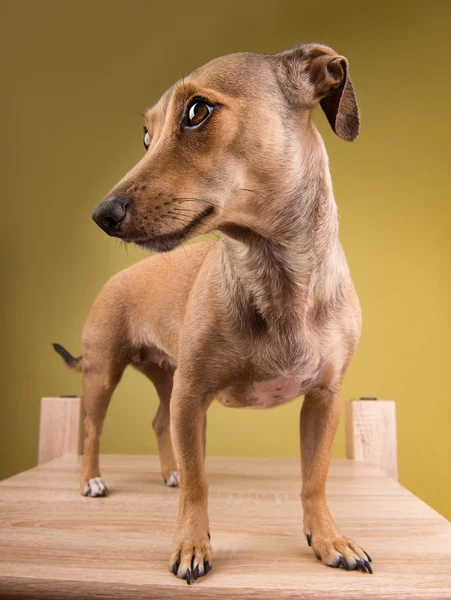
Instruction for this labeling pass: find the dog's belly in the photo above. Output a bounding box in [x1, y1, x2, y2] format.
[217, 375, 310, 409]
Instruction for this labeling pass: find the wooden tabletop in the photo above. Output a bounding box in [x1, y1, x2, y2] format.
[0, 455, 450, 599]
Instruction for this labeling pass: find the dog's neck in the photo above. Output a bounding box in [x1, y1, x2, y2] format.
[217, 122, 348, 329]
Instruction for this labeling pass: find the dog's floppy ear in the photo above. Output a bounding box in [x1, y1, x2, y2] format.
[276, 44, 360, 142]
[312, 52, 359, 142]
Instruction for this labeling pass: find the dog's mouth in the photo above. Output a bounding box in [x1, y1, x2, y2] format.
[129, 205, 214, 252]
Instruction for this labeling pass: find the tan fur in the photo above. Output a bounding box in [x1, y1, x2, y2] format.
[75, 43, 371, 581]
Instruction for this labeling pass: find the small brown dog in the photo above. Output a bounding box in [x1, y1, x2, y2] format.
[56, 43, 372, 583]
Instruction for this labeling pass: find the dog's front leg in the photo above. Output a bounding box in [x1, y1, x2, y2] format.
[300, 385, 372, 573]
[169, 370, 212, 584]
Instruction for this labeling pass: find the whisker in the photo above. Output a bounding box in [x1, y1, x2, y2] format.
[166, 197, 236, 218]
[152, 198, 210, 211]
[163, 213, 191, 225]
[115, 238, 130, 256]
[165, 211, 238, 239]
[167, 206, 201, 216]
[167, 208, 214, 220]
[161, 206, 251, 238]
[171, 197, 212, 204]
[159, 252, 171, 265]
[154, 210, 225, 242]
[153, 196, 240, 221]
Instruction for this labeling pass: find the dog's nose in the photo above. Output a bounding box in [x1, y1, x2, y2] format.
[92, 197, 128, 235]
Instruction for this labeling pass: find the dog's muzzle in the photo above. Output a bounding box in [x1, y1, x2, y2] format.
[92, 196, 128, 236]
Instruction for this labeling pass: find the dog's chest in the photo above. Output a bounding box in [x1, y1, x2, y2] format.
[217, 374, 313, 410]
[216, 329, 323, 409]
[250, 375, 309, 408]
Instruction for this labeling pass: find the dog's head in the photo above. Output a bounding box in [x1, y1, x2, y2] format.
[92, 43, 359, 251]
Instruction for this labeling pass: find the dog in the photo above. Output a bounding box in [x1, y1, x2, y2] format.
[56, 42, 372, 583]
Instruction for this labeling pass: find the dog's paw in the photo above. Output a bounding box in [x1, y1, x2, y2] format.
[305, 530, 372, 574]
[82, 477, 108, 497]
[169, 539, 212, 584]
[165, 471, 180, 488]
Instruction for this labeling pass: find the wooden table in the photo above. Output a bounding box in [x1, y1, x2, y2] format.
[0, 455, 450, 599]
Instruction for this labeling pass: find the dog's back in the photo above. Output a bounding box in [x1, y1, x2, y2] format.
[55, 239, 215, 374]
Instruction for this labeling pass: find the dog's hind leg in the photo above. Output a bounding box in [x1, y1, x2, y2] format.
[80, 352, 125, 497]
[137, 361, 180, 487]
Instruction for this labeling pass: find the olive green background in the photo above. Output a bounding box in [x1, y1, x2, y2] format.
[1, 1, 450, 520]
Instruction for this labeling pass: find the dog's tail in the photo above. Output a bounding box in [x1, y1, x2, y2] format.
[52, 343, 83, 372]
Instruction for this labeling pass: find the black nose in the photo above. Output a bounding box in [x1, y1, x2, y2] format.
[92, 197, 128, 235]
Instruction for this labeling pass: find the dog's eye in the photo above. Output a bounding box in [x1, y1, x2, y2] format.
[186, 100, 213, 128]
[143, 128, 150, 151]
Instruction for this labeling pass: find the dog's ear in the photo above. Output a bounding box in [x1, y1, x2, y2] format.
[276, 44, 360, 142]
[312, 51, 360, 142]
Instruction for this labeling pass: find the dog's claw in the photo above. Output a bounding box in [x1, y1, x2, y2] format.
[170, 539, 211, 584]
[357, 560, 366, 573]
[365, 551, 372, 563]
[83, 477, 108, 497]
[166, 472, 180, 488]
[361, 560, 371, 573]
[307, 529, 372, 575]
[330, 555, 343, 568]
[364, 560, 373, 574]
[333, 555, 372, 574]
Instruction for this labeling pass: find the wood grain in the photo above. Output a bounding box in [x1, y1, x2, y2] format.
[345, 399, 398, 481]
[38, 397, 84, 465]
[0, 455, 450, 599]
